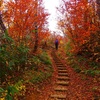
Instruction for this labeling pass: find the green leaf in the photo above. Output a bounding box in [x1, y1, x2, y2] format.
[0, 87, 4, 92]
[8, 60, 15, 68]
[7, 86, 18, 96]
[3, 30, 13, 42]
[5, 94, 13, 100]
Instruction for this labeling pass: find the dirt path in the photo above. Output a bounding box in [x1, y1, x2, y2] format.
[25, 50, 100, 100]
[47, 51, 70, 100]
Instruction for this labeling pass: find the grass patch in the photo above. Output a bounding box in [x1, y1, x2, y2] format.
[30, 71, 52, 84]
[66, 53, 100, 76]
[38, 51, 52, 65]
[74, 67, 82, 73]
[68, 58, 100, 78]
[0, 50, 53, 100]
[85, 70, 100, 77]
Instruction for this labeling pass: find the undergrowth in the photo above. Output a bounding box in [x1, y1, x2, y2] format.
[0, 40, 53, 100]
[66, 54, 100, 77]
[65, 41, 100, 77]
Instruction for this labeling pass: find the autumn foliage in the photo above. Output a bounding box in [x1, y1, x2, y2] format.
[58, 0, 100, 62]
[0, 0, 100, 99]
[0, 0, 50, 84]
[3, 0, 49, 51]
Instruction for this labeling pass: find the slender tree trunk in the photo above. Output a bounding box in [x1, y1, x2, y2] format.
[33, 25, 38, 52]
[0, 13, 6, 34]
[33, 0, 38, 52]
[0, 12, 6, 45]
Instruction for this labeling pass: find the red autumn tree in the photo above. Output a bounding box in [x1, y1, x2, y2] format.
[3, 0, 49, 52]
[58, 0, 99, 54]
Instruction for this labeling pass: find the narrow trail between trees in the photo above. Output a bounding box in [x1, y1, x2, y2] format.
[49, 50, 70, 100]
[26, 49, 99, 100]
[49, 50, 97, 100]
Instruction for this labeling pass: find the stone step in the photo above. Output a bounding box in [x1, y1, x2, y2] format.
[54, 61, 61, 63]
[56, 81, 69, 86]
[50, 94, 67, 99]
[58, 70, 67, 73]
[57, 77, 70, 81]
[54, 87, 68, 92]
[56, 65, 64, 67]
[58, 73, 68, 76]
[57, 67, 66, 70]
[55, 61, 62, 64]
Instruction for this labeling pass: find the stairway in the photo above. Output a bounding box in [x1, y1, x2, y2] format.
[49, 51, 70, 100]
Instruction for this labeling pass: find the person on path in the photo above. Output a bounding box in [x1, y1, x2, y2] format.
[55, 39, 59, 50]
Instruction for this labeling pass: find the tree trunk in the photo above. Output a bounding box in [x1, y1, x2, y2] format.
[33, 25, 38, 52]
[0, 12, 6, 45]
[0, 13, 6, 34]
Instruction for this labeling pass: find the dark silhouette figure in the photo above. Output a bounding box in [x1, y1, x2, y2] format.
[55, 39, 59, 50]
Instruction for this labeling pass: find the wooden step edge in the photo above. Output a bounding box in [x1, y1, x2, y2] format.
[58, 69, 67, 71]
[55, 63, 63, 65]
[56, 81, 69, 86]
[54, 87, 68, 91]
[58, 71, 68, 73]
[58, 73, 68, 75]
[57, 67, 66, 70]
[58, 73, 68, 76]
[50, 94, 67, 99]
[57, 77, 70, 80]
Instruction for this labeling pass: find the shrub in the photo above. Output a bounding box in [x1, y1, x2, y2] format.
[30, 71, 52, 84]
[85, 70, 95, 77]
[0, 32, 30, 83]
[38, 52, 52, 65]
[74, 67, 82, 73]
